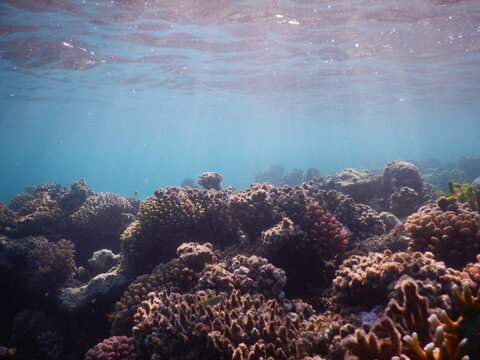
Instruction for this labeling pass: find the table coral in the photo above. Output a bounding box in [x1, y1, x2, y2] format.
[405, 198, 480, 268]
[85, 336, 135, 360]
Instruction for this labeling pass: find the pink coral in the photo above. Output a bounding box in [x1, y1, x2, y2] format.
[85, 336, 135, 360]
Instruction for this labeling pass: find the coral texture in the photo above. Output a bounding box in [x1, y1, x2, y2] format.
[26, 238, 76, 293]
[405, 199, 480, 268]
[198, 172, 223, 190]
[382, 160, 424, 194]
[333, 250, 468, 312]
[85, 336, 135, 360]
[303, 184, 386, 239]
[132, 289, 320, 360]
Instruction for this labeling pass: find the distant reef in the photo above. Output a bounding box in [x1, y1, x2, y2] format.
[1, 160, 480, 360]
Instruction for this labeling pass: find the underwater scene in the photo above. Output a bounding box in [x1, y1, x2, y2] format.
[1, 0, 480, 359]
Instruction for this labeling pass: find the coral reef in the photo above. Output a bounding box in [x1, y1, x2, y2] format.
[0, 203, 15, 235]
[197, 254, 287, 299]
[12, 191, 63, 237]
[198, 172, 223, 190]
[333, 250, 468, 313]
[382, 160, 424, 194]
[9, 310, 64, 360]
[3, 164, 478, 360]
[177, 241, 216, 271]
[405, 198, 480, 268]
[228, 183, 276, 239]
[69, 192, 136, 261]
[120, 187, 205, 274]
[85, 336, 135, 360]
[387, 187, 424, 218]
[132, 289, 319, 360]
[110, 258, 198, 335]
[303, 184, 386, 239]
[26, 238, 76, 293]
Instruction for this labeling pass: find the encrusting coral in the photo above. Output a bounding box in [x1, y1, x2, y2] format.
[405, 197, 480, 268]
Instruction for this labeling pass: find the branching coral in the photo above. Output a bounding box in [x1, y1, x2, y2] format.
[110, 258, 197, 335]
[403, 283, 480, 360]
[303, 183, 386, 239]
[228, 183, 276, 239]
[26, 238, 76, 293]
[132, 289, 320, 360]
[405, 199, 480, 268]
[333, 251, 468, 313]
[0, 203, 16, 234]
[138, 187, 204, 234]
[12, 191, 63, 237]
[120, 187, 205, 274]
[197, 254, 287, 299]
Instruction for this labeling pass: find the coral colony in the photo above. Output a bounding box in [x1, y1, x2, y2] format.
[1, 160, 480, 360]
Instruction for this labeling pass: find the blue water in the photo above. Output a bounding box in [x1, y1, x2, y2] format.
[1, 0, 480, 202]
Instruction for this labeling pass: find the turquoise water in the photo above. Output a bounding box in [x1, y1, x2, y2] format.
[1, 0, 479, 202]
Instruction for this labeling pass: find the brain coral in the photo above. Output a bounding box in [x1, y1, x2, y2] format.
[405, 199, 480, 268]
[85, 336, 135, 360]
[132, 289, 320, 360]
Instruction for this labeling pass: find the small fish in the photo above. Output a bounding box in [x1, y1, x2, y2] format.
[200, 295, 223, 307]
[133, 190, 139, 196]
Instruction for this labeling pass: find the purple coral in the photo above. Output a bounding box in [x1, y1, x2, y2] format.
[85, 336, 135, 360]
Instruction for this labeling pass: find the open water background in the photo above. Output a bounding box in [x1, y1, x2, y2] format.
[1, 0, 479, 202]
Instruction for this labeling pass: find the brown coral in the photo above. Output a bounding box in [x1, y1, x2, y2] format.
[132, 289, 320, 360]
[405, 200, 480, 268]
[110, 258, 197, 335]
[26, 238, 76, 293]
[333, 251, 468, 313]
[85, 336, 135, 360]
